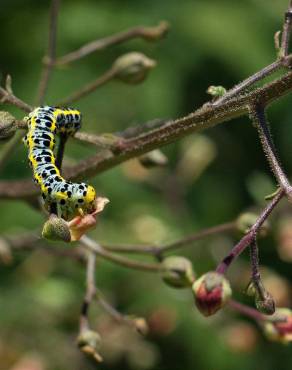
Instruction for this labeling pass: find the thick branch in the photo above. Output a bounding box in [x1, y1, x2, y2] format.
[2, 71, 292, 199]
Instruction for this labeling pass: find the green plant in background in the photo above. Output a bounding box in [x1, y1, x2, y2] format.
[2, 1, 292, 370]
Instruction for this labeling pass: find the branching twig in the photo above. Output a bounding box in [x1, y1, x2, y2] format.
[213, 60, 284, 106]
[2, 69, 292, 199]
[55, 21, 169, 66]
[80, 235, 161, 272]
[0, 86, 32, 113]
[36, 0, 61, 105]
[228, 299, 266, 322]
[103, 221, 235, 255]
[57, 68, 116, 106]
[216, 189, 284, 274]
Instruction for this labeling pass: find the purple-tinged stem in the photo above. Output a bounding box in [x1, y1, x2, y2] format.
[228, 299, 265, 322]
[216, 189, 284, 274]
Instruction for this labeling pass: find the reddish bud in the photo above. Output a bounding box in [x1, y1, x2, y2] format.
[263, 308, 292, 343]
[192, 271, 231, 317]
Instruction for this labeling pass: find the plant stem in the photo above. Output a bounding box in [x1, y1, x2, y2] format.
[80, 235, 161, 272]
[57, 69, 116, 106]
[55, 21, 169, 66]
[251, 104, 291, 194]
[36, 0, 60, 105]
[216, 190, 284, 274]
[228, 299, 265, 321]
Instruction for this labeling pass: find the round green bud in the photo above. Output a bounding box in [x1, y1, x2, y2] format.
[112, 52, 156, 84]
[42, 215, 71, 242]
[161, 256, 195, 288]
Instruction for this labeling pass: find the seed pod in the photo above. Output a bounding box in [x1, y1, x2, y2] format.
[0, 111, 17, 140]
[42, 214, 71, 242]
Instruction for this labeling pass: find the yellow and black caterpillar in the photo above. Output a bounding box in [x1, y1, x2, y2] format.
[23, 106, 96, 220]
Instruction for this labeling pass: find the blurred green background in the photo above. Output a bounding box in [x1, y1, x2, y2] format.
[1, 0, 292, 369]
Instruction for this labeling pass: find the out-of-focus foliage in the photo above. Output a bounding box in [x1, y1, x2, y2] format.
[1, 0, 292, 369]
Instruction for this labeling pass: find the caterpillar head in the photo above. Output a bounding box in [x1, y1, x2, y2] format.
[84, 185, 96, 213]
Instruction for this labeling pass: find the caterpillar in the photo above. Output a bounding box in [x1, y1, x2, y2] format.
[23, 106, 96, 220]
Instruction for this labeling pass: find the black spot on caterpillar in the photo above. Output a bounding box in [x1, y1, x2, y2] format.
[23, 106, 96, 220]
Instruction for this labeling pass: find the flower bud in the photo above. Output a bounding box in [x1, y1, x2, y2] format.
[42, 215, 71, 242]
[192, 271, 232, 316]
[262, 308, 292, 343]
[255, 290, 275, 315]
[207, 85, 226, 97]
[0, 111, 17, 140]
[235, 212, 269, 237]
[161, 256, 195, 288]
[112, 52, 156, 84]
[77, 330, 103, 362]
[139, 149, 168, 168]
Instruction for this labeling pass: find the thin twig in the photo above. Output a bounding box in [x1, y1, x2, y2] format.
[74, 131, 121, 149]
[55, 21, 169, 66]
[228, 299, 265, 321]
[0, 86, 32, 113]
[57, 68, 116, 106]
[216, 189, 284, 274]
[80, 251, 96, 333]
[281, 0, 292, 57]
[80, 235, 161, 272]
[103, 222, 235, 255]
[36, 0, 61, 105]
[213, 60, 283, 106]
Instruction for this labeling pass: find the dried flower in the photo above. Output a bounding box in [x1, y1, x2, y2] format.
[68, 197, 109, 241]
[192, 271, 231, 316]
[161, 256, 195, 288]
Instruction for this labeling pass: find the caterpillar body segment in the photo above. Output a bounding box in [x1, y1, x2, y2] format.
[23, 106, 96, 220]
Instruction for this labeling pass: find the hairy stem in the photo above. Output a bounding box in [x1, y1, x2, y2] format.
[216, 189, 284, 274]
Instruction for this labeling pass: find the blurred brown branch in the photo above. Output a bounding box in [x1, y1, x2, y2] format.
[2, 68, 292, 199]
[55, 21, 169, 66]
